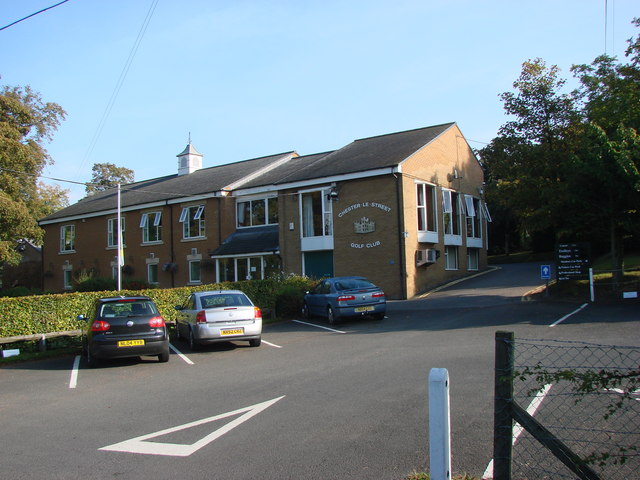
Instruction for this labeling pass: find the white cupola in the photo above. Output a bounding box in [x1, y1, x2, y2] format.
[177, 141, 203, 176]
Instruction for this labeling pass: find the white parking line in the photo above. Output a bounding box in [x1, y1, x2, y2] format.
[69, 355, 81, 388]
[169, 343, 194, 365]
[292, 319, 347, 334]
[482, 384, 553, 479]
[261, 340, 282, 348]
[549, 303, 589, 327]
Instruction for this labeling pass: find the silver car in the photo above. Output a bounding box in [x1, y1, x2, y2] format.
[174, 290, 262, 349]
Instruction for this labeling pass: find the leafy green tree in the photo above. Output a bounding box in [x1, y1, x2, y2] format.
[570, 19, 640, 273]
[86, 162, 134, 195]
[483, 19, 639, 267]
[480, 58, 579, 250]
[0, 85, 66, 265]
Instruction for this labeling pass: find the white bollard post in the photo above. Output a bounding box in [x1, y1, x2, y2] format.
[429, 368, 451, 480]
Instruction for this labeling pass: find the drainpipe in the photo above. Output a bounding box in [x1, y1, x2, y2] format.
[395, 171, 407, 299]
[169, 202, 175, 288]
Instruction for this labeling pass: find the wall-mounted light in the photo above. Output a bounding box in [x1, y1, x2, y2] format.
[327, 186, 339, 201]
[447, 168, 463, 183]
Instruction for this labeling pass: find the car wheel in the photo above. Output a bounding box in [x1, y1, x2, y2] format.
[188, 328, 198, 350]
[249, 337, 261, 347]
[302, 303, 310, 319]
[327, 305, 339, 325]
[158, 349, 170, 363]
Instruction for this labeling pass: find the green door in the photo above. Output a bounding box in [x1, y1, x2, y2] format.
[304, 251, 334, 278]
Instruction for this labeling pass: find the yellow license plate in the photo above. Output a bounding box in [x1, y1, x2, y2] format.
[354, 306, 374, 313]
[220, 328, 244, 336]
[118, 339, 145, 347]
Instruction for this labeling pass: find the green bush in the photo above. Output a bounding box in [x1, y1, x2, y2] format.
[0, 276, 316, 338]
[275, 283, 308, 318]
[74, 277, 116, 292]
[0, 287, 42, 298]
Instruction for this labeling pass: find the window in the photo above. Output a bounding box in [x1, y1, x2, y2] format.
[180, 205, 205, 239]
[236, 197, 278, 228]
[216, 255, 280, 282]
[445, 246, 458, 270]
[189, 260, 201, 283]
[464, 195, 481, 238]
[148, 263, 158, 284]
[417, 183, 436, 232]
[302, 190, 332, 237]
[63, 266, 73, 289]
[467, 248, 479, 271]
[140, 212, 162, 243]
[60, 225, 75, 252]
[442, 190, 461, 235]
[107, 217, 125, 248]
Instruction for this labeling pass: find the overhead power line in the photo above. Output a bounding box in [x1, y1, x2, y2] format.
[79, 0, 160, 172]
[0, 0, 70, 32]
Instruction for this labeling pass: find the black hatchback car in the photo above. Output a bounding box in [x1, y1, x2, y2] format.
[79, 296, 170, 367]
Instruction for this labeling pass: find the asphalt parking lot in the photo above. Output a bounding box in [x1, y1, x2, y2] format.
[1, 263, 638, 479]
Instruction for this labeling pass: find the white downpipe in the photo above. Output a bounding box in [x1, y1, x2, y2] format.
[429, 368, 451, 480]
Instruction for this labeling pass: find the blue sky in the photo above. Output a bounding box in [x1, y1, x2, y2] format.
[2, 0, 638, 203]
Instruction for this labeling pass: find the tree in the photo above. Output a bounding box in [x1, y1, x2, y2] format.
[480, 58, 579, 250]
[86, 162, 135, 195]
[482, 19, 640, 266]
[0, 85, 66, 265]
[570, 19, 640, 274]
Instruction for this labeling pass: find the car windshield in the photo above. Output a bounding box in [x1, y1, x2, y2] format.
[334, 278, 375, 291]
[200, 293, 252, 308]
[100, 301, 158, 318]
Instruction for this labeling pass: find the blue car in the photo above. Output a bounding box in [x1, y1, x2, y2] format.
[302, 276, 386, 324]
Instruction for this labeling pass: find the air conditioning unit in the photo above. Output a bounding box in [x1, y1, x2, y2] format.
[416, 248, 437, 266]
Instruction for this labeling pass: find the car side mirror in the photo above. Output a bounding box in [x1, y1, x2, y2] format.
[77, 314, 87, 321]
[174, 306, 183, 311]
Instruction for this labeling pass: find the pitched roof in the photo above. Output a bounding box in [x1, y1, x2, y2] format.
[239, 122, 455, 188]
[40, 151, 296, 222]
[40, 123, 458, 222]
[210, 225, 279, 256]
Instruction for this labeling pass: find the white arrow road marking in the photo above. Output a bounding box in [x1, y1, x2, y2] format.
[99, 395, 285, 457]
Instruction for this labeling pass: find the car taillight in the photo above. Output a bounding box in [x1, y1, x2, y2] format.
[196, 310, 207, 323]
[149, 316, 165, 328]
[254, 307, 262, 319]
[337, 295, 355, 302]
[372, 292, 385, 298]
[91, 320, 110, 332]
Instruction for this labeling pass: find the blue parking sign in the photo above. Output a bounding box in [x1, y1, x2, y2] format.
[541, 265, 551, 280]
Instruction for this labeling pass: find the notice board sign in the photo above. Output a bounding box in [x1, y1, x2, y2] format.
[556, 243, 591, 281]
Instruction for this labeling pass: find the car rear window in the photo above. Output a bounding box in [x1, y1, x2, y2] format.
[200, 294, 252, 308]
[335, 279, 375, 290]
[99, 300, 158, 318]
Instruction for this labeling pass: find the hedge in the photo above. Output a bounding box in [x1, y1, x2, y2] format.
[0, 276, 316, 338]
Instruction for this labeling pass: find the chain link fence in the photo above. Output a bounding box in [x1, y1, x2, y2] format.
[497, 334, 640, 480]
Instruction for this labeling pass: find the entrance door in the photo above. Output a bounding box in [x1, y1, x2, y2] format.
[303, 251, 334, 279]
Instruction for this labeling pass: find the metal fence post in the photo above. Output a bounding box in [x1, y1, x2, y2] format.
[429, 368, 451, 480]
[493, 331, 515, 480]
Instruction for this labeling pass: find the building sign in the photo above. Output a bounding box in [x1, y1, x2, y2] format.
[354, 217, 375, 234]
[556, 243, 590, 281]
[338, 202, 392, 217]
[339, 202, 391, 249]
